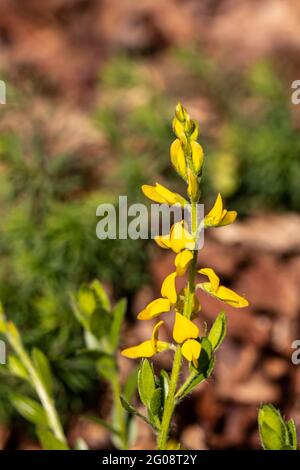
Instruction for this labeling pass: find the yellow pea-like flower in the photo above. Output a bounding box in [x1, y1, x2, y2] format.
[173, 312, 199, 344]
[121, 321, 170, 358]
[204, 193, 237, 228]
[181, 339, 201, 368]
[191, 141, 204, 174]
[198, 267, 249, 308]
[142, 183, 187, 207]
[138, 271, 179, 320]
[155, 222, 195, 253]
[175, 250, 194, 276]
[170, 139, 187, 180]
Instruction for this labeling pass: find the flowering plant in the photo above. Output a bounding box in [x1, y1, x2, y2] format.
[121, 104, 248, 449]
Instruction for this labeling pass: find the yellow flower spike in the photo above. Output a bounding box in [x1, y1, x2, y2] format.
[187, 169, 199, 202]
[175, 250, 193, 276]
[198, 267, 249, 308]
[137, 297, 171, 320]
[142, 183, 187, 207]
[170, 139, 187, 180]
[198, 268, 220, 292]
[161, 272, 178, 304]
[181, 339, 201, 368]
[121, 321, 170, 358]
[191, 141, 204, 174]
[173, 312, 199, 344]
[204, 193, 237, 228]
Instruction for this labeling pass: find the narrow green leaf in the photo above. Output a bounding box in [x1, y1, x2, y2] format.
[36, 426, 69, 450]
[86, 415, 119, 436]
[10, 394, 47, 425]
[160, 370, 170, 407]
[32, 348, 53, 395]
[149, 387, 162, 419]
[78, 285, 96, 316]
[286, 419, 298, 450]
[208, 311, 227, 351]
[120, 396, 156, 430]
[91, 280, 111, 311]
[137, 359, 155, 407]
[8, 354, 29, 381]
[123, 366, 138, 402]
[110, 299, 127, 349]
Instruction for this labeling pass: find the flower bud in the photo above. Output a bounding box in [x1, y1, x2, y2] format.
[170, 139, 187, 179]
[187, 169, 199, 202]
[175, 103, 187, 122]
[191, 141, 204, 174]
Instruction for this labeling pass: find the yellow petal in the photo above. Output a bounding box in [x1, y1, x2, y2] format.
[142, 185, 167, 204]
[215, 285, 249, 308]
[175, 250, 193, 276]
[199, 283, 248, 308]
[155, 183, 187, 206]
[198, 268, 220, 292]
[181, 339, 201, 367]
[161, 272, 177, 304]
[173, 312, 199, 344]
[204, 193, 223, 227]
[191, 141, 204, 174]
[151, 320, 164, 349]
[170, 222, 195, 253]
[137, 298, 171, 320]
[219, 210, 237, 226]
[121, 340, 155, 358]
[154, 233, 172, 250]
[170, 139, 187, 179]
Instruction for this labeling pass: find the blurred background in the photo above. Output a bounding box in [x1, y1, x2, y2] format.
[0, 0, 300, 450]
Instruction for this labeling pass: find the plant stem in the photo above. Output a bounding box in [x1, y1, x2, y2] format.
[6, 329, 67, 445]
[157, 345, 182, 450]
[156, 202, 199, 449]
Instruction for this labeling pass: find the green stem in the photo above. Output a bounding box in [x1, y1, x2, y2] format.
[6, 330, 67, 445]
[157, 346, 182, 450]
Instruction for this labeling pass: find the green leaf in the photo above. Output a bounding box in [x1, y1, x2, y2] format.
[160, 370, 170, 407]
[120, 396, 156, 430]
[258, 404, 290, 450]
[137, 359, 155, 407]
[286, 419, 298, 450]
[149, 387, 162, 419]
[208, 311, 227, 351]
[123, 366, 138, 402]
[32, 348, 53, 395]
[36, 426, 69, 450]
[96, 355, 117, 381]
[86, 415, 120, 436]
[110, 299, 127, 349]
[90, 309, 111, 341]
[91, 280, 111, 311]
[78, 285, 96, 316]
[10, 394, 47, 425]
[8, 354, 29, 381]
